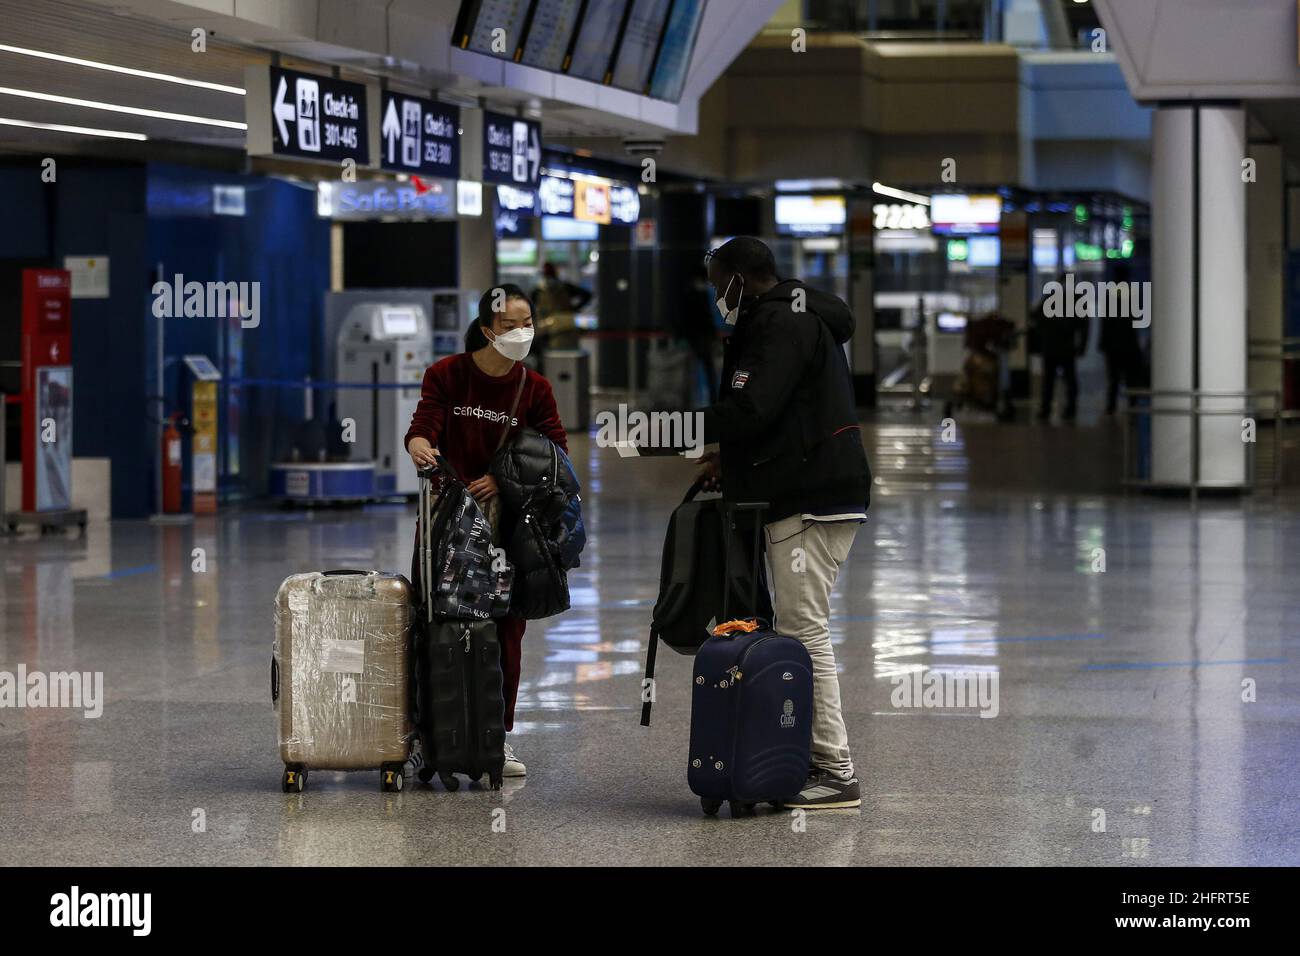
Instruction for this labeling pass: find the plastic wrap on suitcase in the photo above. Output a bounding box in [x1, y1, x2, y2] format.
[272, 570, 413, 791]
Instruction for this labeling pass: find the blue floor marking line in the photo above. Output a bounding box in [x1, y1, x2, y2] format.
[98, 564, 158, 580]
[1082, 658, 1288, 671]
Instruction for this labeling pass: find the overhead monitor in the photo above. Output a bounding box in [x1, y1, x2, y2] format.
[930, 194, 1002, 235]
[458, 0, 534, 59]
[611, 0, 673, 93]
[650, 0, 706, 101]
[774, 194, 847, 236]
[521, 0, 584, 71]
[566, 0, 630, 82]
[454, 0, 702, 101]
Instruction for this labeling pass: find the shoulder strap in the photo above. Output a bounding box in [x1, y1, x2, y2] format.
[495, 365, 528, 454]
[639, 627, 658, 726]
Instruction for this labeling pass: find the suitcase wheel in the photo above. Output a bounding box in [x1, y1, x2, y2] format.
[282, 767, 306, 793]
[488, 772, 503, 791]
[728, 801, 755, 818]
[380, 765, 404, 793]
[439, 772, 460, 791]
[700, 798, 722, 816]
[417, 766, 435, 784]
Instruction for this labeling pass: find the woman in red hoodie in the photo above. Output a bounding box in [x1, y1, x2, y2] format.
[405, 283, 568, 777]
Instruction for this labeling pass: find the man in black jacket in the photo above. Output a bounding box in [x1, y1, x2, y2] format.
[697, 237, 872, 809]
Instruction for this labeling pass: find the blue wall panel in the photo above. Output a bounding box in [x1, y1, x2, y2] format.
[147, 165, 329, 505]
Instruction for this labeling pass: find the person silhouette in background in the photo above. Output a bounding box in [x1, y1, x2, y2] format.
[532, 262, 592, 353]
[1033, 277, 1089, 423]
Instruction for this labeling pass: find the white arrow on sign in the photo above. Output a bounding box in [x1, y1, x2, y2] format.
[382, 98, 401, 164]
[527, 126, 540, 183]
[273, 76, 296, 146]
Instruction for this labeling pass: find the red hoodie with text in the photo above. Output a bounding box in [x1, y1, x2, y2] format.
[404, 352, 568, 477]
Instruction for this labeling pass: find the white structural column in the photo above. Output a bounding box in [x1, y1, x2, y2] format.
[1151, 104, 1247, 487]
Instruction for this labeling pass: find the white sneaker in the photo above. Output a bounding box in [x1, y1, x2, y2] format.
[503, 741, 527, 777]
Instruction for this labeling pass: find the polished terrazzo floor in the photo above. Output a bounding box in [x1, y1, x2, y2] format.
[1, 422, 1298, 866]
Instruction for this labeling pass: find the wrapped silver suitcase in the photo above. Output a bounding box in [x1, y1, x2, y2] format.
[272, 570, 414, 792]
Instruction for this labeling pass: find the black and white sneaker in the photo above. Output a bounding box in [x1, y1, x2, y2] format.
[784, 770, 861, 810]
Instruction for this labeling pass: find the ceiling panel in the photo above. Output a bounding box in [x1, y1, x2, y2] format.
[0, 0, 258, 151]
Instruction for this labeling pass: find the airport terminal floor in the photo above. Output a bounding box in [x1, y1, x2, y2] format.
[2, 420, 1297, 867]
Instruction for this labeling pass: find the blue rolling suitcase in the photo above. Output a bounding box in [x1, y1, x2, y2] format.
[687, 503, 814, 818]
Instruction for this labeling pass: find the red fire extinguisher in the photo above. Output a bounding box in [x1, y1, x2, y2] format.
[162, 413, 184, 514]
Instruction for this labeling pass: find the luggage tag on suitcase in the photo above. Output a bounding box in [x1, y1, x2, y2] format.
[712, 619, 762, 637]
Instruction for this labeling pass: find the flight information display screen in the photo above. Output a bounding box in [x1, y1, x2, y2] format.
[453, 0, 704, 102]
[650, 0, 705, 101]
[566, 0, 629, 82]
[521, 0, 583, 71]
[611, 0, 673, 93]
[461, 0, 533, 58]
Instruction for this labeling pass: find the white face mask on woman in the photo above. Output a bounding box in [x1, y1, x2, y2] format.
[488, 326, 535, 361]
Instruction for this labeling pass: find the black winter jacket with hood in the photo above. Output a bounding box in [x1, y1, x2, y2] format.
[701, 279, 872, 522]
[490, 428, 585, 619]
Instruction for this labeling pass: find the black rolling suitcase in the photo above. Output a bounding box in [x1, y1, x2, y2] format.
[687, 503, 814, 818]
[412, 462, 508, 790]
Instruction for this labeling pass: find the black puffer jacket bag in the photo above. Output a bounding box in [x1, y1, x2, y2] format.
[490, 428, 586, 619]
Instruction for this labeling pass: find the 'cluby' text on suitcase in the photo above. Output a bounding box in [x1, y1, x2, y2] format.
[412, 461, 508, 791]
[272, 570, 414, 793]
[687, 503, 814, 817]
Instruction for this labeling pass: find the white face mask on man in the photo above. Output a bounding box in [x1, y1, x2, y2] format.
[487, 326, 535, 361]
[716, 274, 744, 325]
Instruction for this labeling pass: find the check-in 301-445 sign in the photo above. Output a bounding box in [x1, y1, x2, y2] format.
[244, 65, 375, 165]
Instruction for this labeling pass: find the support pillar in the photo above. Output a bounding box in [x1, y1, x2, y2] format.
[1150, 104, 1247, 488]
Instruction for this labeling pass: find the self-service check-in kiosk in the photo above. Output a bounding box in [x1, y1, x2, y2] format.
[335, 302, 432, 496]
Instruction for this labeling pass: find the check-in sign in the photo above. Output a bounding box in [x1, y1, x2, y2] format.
[380, 91, 459, 177]
[245, 66, 373, 165]
[483, 112, 541, 188]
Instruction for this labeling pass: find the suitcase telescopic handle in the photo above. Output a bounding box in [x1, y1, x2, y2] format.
[721, 501, 768, 622]
[417, 456, 462, 483]
[681, 477, 707, 504]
